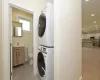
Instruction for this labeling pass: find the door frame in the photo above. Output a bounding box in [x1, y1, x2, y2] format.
[9, 3, 34, 80]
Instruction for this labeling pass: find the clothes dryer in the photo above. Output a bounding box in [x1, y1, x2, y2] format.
[38, 2, 54, 47]
[37, 45, 54, 80]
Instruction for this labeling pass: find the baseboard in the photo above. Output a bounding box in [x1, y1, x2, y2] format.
[79, 76, 82, 80]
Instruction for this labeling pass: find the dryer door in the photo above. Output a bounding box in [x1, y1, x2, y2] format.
[38, 13, 46, 37]
[37, 52, 46, 77]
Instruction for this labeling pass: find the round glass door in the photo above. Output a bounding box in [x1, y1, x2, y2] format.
[38, 14, 46, 37]
[37, 52, 46, 77]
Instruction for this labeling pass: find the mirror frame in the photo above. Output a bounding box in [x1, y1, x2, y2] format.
[12, 21, 23, 37]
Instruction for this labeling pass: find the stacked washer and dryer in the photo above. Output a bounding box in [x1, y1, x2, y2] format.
[37, 2, 54, 80]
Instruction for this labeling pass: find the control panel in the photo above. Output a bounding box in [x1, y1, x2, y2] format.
[39, 46, 47, 54]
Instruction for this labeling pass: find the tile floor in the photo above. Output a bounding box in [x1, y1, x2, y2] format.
[12, 63, 40, 80]
[82, 47, 100, 80]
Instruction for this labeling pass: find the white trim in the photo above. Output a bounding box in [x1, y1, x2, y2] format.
[17, 15, 33, 33]
[3, 2, 35, 80]
[9, 6, 13, 80]
[9, 1, 39, 77]
[2, 0, 10, 80]
[9, 2, 34, 14]
[17, 14, 32, 21]
[11, 2, 33, 33]
[10, 4, 34, 78]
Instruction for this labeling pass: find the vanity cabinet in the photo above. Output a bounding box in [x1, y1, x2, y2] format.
[13, 47, 25, 66]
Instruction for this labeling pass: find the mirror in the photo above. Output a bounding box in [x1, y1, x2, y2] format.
[12, 21, 23, 37]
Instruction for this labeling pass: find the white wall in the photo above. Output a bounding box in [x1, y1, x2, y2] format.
[2, 0, 10, 80]
[0, 0, 4, 80]
[10, 0, 48, 78]
[54, 0, 82, 80]
[9, 0, 54, 78]
[83, 33, 100, 39]
[9, 0, 54, 79]
[2, 0, 51, 80]
[2, 0, 82, 80]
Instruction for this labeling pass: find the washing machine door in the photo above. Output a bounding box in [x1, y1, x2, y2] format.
[37, 52, 46, 77]
[38, 13, 46, 37]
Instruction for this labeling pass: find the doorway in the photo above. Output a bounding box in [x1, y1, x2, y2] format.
[9, 5, 34, 80]
[82, 0, 100, 80]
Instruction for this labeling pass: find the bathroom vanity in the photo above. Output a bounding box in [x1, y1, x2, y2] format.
[13, 47, 25, 66]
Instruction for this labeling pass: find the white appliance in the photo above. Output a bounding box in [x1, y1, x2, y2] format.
[37, 46, 54, 80]
[37, 2, 54, 80]
[38, 2, 54, 47]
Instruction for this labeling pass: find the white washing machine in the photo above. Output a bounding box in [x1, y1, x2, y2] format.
[38, 2, 54, 47]
[37, 46, 54, 80]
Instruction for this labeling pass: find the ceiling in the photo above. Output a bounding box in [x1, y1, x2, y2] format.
[82, 0, 100, 34]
